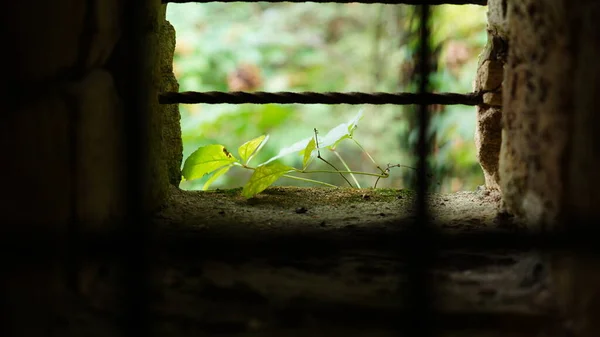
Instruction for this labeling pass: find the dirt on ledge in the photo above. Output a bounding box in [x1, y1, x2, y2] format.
[155, 185, 510, 236]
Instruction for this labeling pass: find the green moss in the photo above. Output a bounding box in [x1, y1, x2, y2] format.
[213, 187, 244, 195]
[395, 189, 415, 199]
[188, 186, 411, 208]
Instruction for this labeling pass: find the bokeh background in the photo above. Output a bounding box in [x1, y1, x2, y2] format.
[166, 3, 487, 192]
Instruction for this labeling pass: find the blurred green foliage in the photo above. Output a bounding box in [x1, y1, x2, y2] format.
[166, 3, 488, 192]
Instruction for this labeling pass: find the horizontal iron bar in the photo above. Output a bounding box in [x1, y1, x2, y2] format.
[164, 0, 487, 5]
[159, 91, 483, 105]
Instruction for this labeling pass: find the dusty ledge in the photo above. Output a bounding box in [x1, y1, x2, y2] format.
[143, 186, 556, 336]
[60, 186, 558, 337]
[151, 185, 521, 254]
[155, 185, 507, 234]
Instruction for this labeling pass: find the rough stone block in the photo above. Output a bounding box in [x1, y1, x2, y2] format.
[473, 0, 508, 193]
[159, 19, 177, 74]
[477, 60, 504, 91]
[65, 70, 125, 229]
[487, 0, 508, 36]
[2, 1, 85, 84]
[483, 91, 503, 106]
[475, 107, 502, 191]
[85, 0, 122, 68]
[104, 2, 179, 212]
[565, 0, 600, 223]
[1, 92, 71, 227]
[551, 254, 600, 337]
[159, 19, 183, 186]
[500, 0, 573, 226]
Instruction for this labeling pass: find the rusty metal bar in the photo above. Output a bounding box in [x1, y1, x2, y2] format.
[159, 91, 483, 105]
[164, 0, 487, 5]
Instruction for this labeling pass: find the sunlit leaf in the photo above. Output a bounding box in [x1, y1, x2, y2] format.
[202, 165, 232, 190]
[247, 134, 270, 165]
[319, 123, 347, 149]
[242, 162, 295, 198]
[319, 108, 364, 150]
[238, 134, 269, 165]
[302, 138, 317, 169]
[182, 144, 239, 181]
[346, 108, 364, 136]
[261, 136, 312, 166]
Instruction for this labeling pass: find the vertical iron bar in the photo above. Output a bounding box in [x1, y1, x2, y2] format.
[405, 3, 436, 337]
[121, 0, 152, 336]
[416, 0, 431, 227]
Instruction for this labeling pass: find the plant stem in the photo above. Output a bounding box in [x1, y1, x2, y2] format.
[302, 169, 386, 178]
[352, 138, 377, 165]
[282, 174, 338, 188]
[314, 128, 354, 188]
[332, 150, 361, 188]
[352, 138, 385, 174]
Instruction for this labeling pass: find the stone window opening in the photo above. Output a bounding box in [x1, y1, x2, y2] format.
[158, 0, 506, 229]
[2, 0, 600, 336]
[164, 0, 492, 194]
[148, 0, 559, 336]
[152, 1, 598, 335]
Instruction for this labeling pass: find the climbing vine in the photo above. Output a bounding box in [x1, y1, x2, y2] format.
[182, 109, 416, 198]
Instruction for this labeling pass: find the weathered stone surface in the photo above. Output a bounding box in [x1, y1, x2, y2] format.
[500, 0, 571, 226]
[0, 91, 71, 335]
[1, 93, 71, 227]
[137, 2, 183, 208]
[107, 1, 179, 211]
[501, 3, 600, 336]
[143, 3, 179, 209]
[2, 1, 85, 84]
[160, 18, 183, 187]
[478, 60, 504, 91]
[0, 1, 183, 336]
[551, 254, 600, 337]
[55, 187, 554, 337]
[483, 91, 503, 106]
[473, 0, 507, 192]
[475, 107, 502, 191]
[84, 0, 122, 68]
[556, 3, 600, 336]
[487, 0, 508, 36]
[65, 70, 125, 229]
[564, 2, 600, 223]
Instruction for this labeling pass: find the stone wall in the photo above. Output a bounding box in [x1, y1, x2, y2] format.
[0, 0, 180, 233]
[499, 1, 600, 337]
[500, 0, 569, 227]
[474, 0, 507, 192]
[0, 1, 181, 335]
[500, 0, 600, 226]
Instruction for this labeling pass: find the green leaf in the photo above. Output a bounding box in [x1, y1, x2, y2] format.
[182, 144, 239, 181]
[238, 134, 269, 165]
[261, 136, 312, 166]
[202, 165, 232, 190]
[346, 108, 364, 136]
[302, 138, 317, 169]
[319, 108, 364, 150]
[242, 162, 294, 198]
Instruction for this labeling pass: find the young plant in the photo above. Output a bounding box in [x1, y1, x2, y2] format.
[181, 109, 416, 198]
